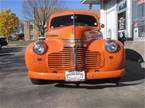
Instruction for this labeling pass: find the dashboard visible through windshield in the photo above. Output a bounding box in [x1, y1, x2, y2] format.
[50, 14, 97, 28]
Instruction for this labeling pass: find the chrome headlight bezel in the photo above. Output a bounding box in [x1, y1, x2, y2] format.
[105, 40, 119, 53]
[33, 41, 47, 55]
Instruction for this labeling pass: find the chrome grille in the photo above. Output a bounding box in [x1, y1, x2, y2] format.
[86, 51, 104, 69]
[48, 47, 104, 70]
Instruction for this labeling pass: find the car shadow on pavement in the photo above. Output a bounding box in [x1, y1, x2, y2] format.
[55, 49, 145, 89]
[54, 82, 142, 89]
[125, 48, 144, 63]
[122, 49, 145, 82]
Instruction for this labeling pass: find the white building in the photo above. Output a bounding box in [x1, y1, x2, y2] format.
[81, 0, 145, 61]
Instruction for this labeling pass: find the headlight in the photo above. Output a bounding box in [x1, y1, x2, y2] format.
[33, 41, 47, 55]
[105, 40, 118, 53]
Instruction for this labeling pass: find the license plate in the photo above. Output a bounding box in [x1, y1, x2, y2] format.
[65, 70, 85, 81]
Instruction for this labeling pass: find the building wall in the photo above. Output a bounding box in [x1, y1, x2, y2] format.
[132, 0, 145, 41]
[100, 0, 145, 41]
[24, 21, 30, 40]
[100, 0, 118, 40]
[126, 0, 132, 39]
[100, 0, 129, 40]
[24, 21, 40, 40]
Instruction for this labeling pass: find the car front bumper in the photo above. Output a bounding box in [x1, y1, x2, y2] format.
[28, 68, 125, 81]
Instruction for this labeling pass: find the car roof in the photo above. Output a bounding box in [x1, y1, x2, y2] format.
[50, 10, 99, 19]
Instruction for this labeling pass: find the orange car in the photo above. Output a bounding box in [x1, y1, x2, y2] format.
[25, 10, 125, 85]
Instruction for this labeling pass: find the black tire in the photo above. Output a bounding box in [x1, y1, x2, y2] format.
[0, 44, 2, 49]
[75, 83, 80, 86]
[30, 78, 46, 85]
[115, 81, 121, 86]
[113, 78, 121, 86]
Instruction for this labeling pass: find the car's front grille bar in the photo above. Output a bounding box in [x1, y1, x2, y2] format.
[48, 47, 104, 70]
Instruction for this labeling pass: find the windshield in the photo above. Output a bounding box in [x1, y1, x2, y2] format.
[50, 14, 97, 28]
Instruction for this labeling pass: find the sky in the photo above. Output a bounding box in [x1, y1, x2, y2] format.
[0, 0, 100, 20]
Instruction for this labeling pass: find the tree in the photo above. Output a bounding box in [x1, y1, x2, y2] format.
[23, 0, 62, 36]
[0, 10, 19, 37]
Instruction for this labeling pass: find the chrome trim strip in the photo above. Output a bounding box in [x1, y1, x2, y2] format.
[64, 44, 83, 48]
[47, 34, 60, 36]
[63, 39, 81, 43]
[73, 45, 77, 68]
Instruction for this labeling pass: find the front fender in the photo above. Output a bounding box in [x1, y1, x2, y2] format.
[88, 39, 125, 71]
[25, 39, 64, 72]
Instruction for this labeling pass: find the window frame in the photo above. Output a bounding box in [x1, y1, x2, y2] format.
[50, 14, 98, 29]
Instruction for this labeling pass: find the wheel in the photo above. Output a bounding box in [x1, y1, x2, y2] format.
[113, 78, 121, 86]
[0, 44, 2, 49]
[115, 82, 121, 86]
[75, 83, 80, 86]
[30, 78, 46, 85]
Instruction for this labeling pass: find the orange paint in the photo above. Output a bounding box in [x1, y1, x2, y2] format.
[25, 10, 125, 82]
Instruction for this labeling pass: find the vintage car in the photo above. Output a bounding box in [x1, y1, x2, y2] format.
[25, 11, 125, 85]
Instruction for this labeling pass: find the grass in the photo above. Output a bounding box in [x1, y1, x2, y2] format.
[8, 40, 35, 47]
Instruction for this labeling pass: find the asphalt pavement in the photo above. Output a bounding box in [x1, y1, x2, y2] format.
[0, 47, 144, 108]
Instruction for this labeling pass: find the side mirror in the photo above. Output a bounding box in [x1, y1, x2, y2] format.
[101, 24, 105, 28]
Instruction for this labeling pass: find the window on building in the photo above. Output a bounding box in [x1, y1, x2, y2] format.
[133, 0, 145, 20]
[133, 0, 145, 39]
[138, 25, 145, 37]
[30, 35, 34, 40]
[29, 25, 33, 32]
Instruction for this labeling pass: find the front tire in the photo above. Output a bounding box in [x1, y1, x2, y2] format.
[30, 78, 46, 85]
[0, 44, 2, 49]
[113, 78, 121, 86]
